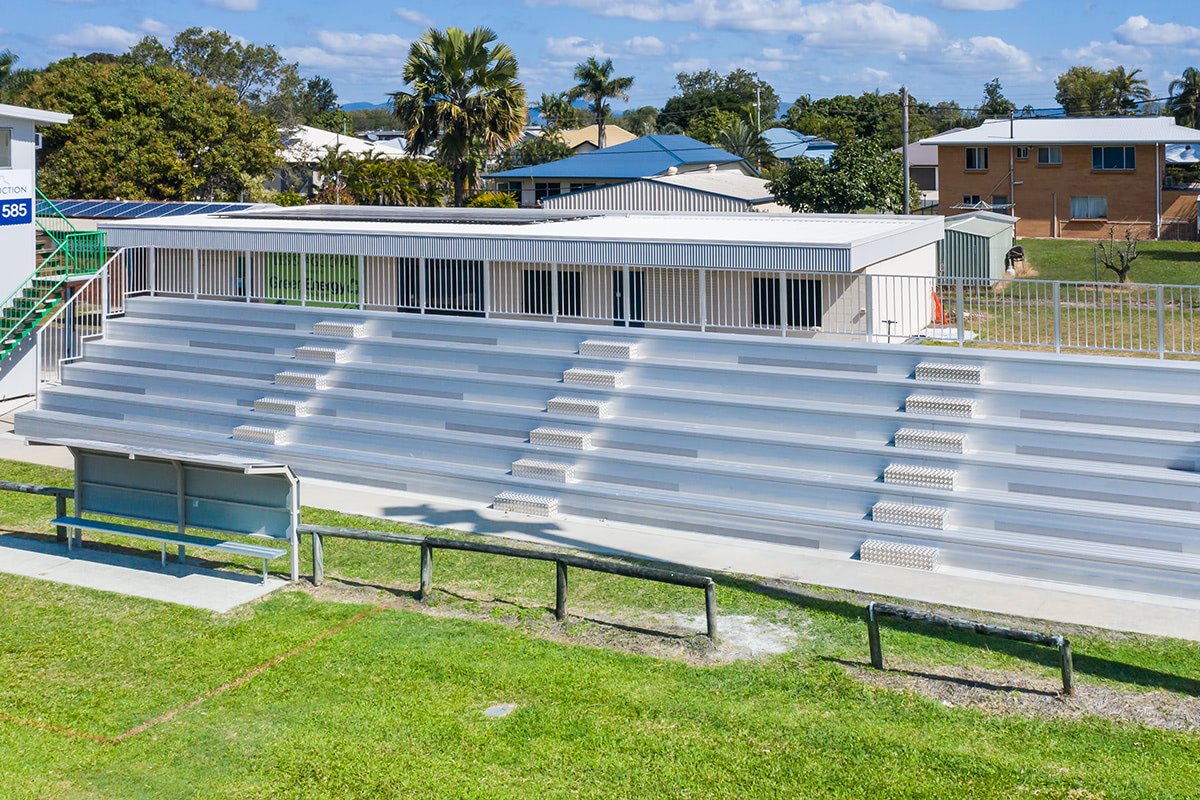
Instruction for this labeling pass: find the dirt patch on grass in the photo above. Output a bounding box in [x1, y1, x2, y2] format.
[842, 660, 1200, 732]
[301, 580, 805, 666]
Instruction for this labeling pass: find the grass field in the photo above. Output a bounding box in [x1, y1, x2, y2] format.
[2, 458, 1200, 798]
[1017, 238, 1200, 285]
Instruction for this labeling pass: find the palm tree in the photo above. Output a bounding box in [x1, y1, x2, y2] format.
[718, 120, 775, 171]
[1168, 67, 1200, 129]
[1110, 66, 1151, 115]
[391, 27, 526, 206]
[566, 57, 633, 149]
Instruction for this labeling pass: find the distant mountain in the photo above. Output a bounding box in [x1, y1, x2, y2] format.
[341, 101, 391, 111]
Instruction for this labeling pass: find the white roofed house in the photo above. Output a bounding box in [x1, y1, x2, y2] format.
[268, 125, 417, 197]
[540, 166, 791, 213]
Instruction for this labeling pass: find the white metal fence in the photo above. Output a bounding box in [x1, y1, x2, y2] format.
[51, 246, 1200, 360]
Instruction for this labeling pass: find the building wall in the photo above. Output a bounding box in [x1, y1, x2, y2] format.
[861, 243, 938, 339]
[937, 143, 1175, 239]
[0, 115, 40, 400]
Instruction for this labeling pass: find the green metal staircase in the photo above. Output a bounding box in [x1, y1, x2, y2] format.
[0, 191, 107, 364]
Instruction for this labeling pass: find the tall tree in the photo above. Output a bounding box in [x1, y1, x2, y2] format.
[21, 58, 278, 200]
[718, 120, 774, 170]
[537, 91, 587, 130]
[1168, 67, 1200, 128]
[979, 78, 1016, 118]
[391, 26, 526, 206]
[768, 138, 914, 214]
[1109, 66, 1151, 114]
[613, 105, 659, 136]
[665, 69, 778, 132]
[566, 57, 633, 149]
[0, 50, 39, 103]
[685, 108, 739, 145]
[1055, 66, 1120, 115]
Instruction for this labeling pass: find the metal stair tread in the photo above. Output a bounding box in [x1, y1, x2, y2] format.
[20, 405, 1200, 576]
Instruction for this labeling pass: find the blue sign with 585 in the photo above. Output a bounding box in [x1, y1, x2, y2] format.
[0, 199, 31, 226]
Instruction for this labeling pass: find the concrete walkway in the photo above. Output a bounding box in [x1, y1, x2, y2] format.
[3, 398, 1200, 638]
[0, 535, 286, 612]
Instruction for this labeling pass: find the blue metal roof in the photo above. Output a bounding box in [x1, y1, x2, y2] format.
[487, 134, 747, 180]
[762, 128, 837, 162]
[37, 199, 265, 220]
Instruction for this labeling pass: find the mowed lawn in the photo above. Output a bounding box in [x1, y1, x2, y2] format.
[1018, 238, 1200, 285]
[2, 459, 1200, 799]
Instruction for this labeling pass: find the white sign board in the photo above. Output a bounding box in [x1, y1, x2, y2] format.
[0, 169, 33, 228]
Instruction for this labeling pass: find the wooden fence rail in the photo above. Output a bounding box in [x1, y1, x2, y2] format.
[300, 523, 719, 642]
[866, 601, 1074, 695]
[0, 479, 73, 544]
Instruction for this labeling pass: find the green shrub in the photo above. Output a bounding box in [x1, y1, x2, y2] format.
[466, 191, 518, 209]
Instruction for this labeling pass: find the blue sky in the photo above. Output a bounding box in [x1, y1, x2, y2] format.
[4, 1, 1197, 112]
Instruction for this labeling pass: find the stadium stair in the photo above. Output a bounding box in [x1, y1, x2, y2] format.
[17, 296, 1200, 600]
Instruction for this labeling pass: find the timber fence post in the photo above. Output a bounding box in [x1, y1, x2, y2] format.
[555, 561, 568, 621]
[419, 542, 433, 601]
[311, 531, 324, 586]
[704, 580, 718, 643]
[867, 602, 884, 669]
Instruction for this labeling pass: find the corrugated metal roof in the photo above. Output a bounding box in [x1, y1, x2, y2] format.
[0, 102, 72, 125]
[486, 135, 748, 180]
[1167, 144, 1199, 164]
[921, 117, 1200, 146]
[279, 125, 414, 163]
[762, 129, 837, 161]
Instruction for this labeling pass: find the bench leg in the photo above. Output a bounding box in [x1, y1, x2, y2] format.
[178, 545, 186, 565]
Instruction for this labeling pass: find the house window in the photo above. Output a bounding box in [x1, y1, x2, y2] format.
[991, 195, 1009, 209]
[965, 147, 988, 171]
[752, 277, 823, 328]
[0, 129, 10, 169]
[1037, 146, 1062, 165]
[962, 195, 981, 206]
[1092, 146, 1135, 170]
[522, 268, 582, 316]
[568, 182, 596, 193]
[1070, 195, 1108, 220]
[1015, 146, 1029, 160]
[534, 182, 561, 202]
[498, 181, 521, 198]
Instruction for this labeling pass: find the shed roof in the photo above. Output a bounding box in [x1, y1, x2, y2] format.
[0, 102, 72, 126]
[945, 210, 1017, 239]
[921, 117, 1200, 146]
[279, 125, 413, 163]
[486, 134, 749, 180]
[557, 124, 637, 150]
[762, 128, 837, 161]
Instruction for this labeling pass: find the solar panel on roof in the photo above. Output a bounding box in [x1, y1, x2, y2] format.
[44, 199, 266, 220]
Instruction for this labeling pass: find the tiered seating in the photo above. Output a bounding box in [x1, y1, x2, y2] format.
[17, 296, 1200, 600]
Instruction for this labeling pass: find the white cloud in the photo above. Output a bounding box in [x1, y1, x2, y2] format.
[313, 31, 411, 57]
[937, 0, 1022, 10]
[545, 34, 666, 60]
[139, 18, 171, 37]
[670, 57, 710, 72]
[394, 7, 433, 27]
[1115, 15, 1200, 47]
[529, 1, 940, 49]
[51, 24, 141, 50]
[202, 0, 260, 10]
[1061, 40, 1150, 71]
[941, 35, 1038, 75]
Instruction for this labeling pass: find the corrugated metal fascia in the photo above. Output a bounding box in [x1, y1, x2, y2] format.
[104, 225, 854, 271]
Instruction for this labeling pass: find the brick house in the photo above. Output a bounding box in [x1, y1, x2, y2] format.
[922, 117, 1200, 239]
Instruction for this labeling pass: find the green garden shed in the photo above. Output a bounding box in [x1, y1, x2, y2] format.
[940, 211, 1018, 283]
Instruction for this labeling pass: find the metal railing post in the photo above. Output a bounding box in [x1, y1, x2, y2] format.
[551, 262, 559, 323]
[864, 275, 875, 342]
[698, 268, 707, 332]
[778, 272, 788, 337]
[299, 253, 308, 306]
[483, 259, 492, 318]
[1157, 285, 1166, 359]
[147, 247, 157, 296]
[357, 255, 366, 310]
[954, 278, 964, 347]
[1052, 281, 1062, 353]
[622, 264, 631, 327]
[244, 250, 253, 302]
[192, 248, 199, 299]
[418, 257, 428, 314]
[100, 265, 110, 319]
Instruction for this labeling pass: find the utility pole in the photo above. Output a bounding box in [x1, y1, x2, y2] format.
[901, 85, 910, 214]
[755, 86, 762, 132]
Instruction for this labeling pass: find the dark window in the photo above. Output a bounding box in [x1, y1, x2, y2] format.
[753, 278, 823, 327]
[962, 195, 981, 206]
[1037, 146, 1062, 165]
[522, 269, 581, 316]
[498, 181, 522, 198]
[426, 259, 484, 317]
[534, 182, 561, 202]
[1092, 146, 1135, 170]
[612, 270, 644, 327]
[1070, 195, 1107, 219]
[1015, 146, 1029, 160]
[569, 182, 596, 193]
[965, 147, 988, 170]
[991, 194, 1009, 209]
